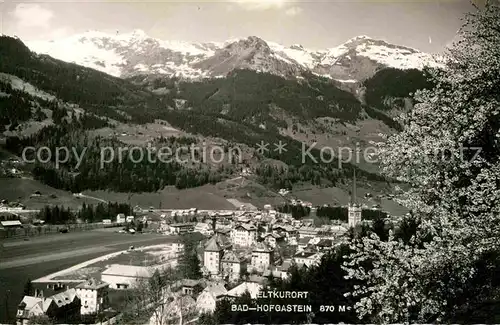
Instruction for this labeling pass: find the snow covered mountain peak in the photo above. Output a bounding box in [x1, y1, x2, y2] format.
[25, 30, 444, 81]
[350, 35, 372, 41]
[289, 44, 305, 51]
[129, 29, 147, 37]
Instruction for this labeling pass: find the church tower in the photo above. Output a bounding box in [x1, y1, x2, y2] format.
[348, 169, 362, 227]
[204, 236, 223, 276]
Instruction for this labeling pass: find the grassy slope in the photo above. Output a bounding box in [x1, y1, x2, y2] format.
[84, 185, 235, 210]
[290, 183, 409, 216]
[0, 178, 97, 209]
[0, 175, 407, 216]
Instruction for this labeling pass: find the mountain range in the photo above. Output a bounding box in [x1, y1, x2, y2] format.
[0, 31, 441, 203]
[25, 29, 444, 82]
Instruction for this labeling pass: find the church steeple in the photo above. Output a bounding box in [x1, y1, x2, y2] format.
[348, 169, 362, 227]
[351, 169, 357, 206]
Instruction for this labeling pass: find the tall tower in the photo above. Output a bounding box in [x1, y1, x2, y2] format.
[203, 236, 223, 276]
[348, 169, 362, 227]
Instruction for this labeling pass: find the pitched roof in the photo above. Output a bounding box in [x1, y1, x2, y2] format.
[253, 242, 272, 253]
[195, 222, 210, 229]
[41, 298, 53, 312]
[235, 223, 257, 231]
[19, 296, 43, 311]
[1, 220, 22, 227]
[181, 279, 201, 287]
[299, 226, 319, 233]
[331, 225, 348, 234]
[221, 250, 241, 263]
[263, 233, 280, 239]
[204, 236, 223, 252]
[203, 283, 227, 298]
[216, 234, 232, 248]
[51, 289, 78, 308]
[226, 282, 263, 299]
[216, 228, 231, 235]
[298, 237, 314, 245]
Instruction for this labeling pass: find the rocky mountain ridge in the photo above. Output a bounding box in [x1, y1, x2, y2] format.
[25, 30, 444, 82]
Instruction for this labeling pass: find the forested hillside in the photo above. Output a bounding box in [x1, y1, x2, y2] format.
[0, 35, 401, 194]
[0, 36, 160, 123]
[363, 67, 435, 111]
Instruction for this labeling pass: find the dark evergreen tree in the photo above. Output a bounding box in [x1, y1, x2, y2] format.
[23, 279, 34, 296]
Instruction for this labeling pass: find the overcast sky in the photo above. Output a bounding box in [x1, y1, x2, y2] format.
[1, 0, 475, 53]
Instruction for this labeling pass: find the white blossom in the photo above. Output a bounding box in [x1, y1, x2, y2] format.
[343, 3, 500, 323]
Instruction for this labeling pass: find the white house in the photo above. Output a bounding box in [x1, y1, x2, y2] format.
[251, 243, 273, 273]
[277, 259, 293, 279]
[298, 226, 320, 238]
[196, 283, 227, 314]
[168, 223, 194, 235]
[16, 296, 51, 325]
[297, 237, 314, 251]
[221, 250, 245, 282]
[272, 225, 297, 239]
[150, 292, 196, 325]
[75, 278, 109, 315]
[16, 289, 80, 325]
[171, 242, 185, 255]
[262, 233, 282, 249]
[101, 264, 152, 289]
[231, 224, 257, 247]
[330, 225, 348, 236]
[225, 282, 263, 299]
[116, 213, 126, 223]
[194, 222, 213, 235]
[203, 236, 224, 276]
[293, 251, 324, 268]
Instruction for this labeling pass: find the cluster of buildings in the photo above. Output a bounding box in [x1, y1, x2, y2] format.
[199, 215, 351, 283]
[17, 278, 110, 325]
[16, 173, 367, 324]
[152, 198, 362, 317]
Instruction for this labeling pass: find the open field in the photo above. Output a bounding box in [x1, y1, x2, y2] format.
[92, 121, 187, 146]
[0, 230, 176, 323]
[0, 175, 407, 217]
[84, 185, 236, 210]
[84, 178, 287, 210]
[0, 176, 284, 211]
[214, 178, 286, 208]
[52, 244, 176, 281]
[0, 178, 99, 209]
[0, 231, 175, 264]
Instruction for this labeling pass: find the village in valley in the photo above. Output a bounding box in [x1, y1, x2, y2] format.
[6, 171, 390, 325]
